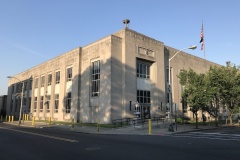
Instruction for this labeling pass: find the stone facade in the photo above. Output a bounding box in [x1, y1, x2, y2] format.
[6, 28, 220, 123]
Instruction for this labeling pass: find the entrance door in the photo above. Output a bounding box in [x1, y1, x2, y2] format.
[142, 106, 151, 119]
[134, 105, 151, 119]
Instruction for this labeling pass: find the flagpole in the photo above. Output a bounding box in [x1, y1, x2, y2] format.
[200, 20, 206, 59]
[204, 40, 206, 59]
[203, 21, 206, 59]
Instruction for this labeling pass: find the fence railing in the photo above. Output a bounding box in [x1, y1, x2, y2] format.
[112, 116, 166, 128]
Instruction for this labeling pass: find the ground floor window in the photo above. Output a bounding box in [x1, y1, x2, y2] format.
[10, 100, 13, 113]
[137, 90, 151, 104]
[40, 96, 43, 112]
[46, 95, 50, 112]
[65, 92, 71, 113]
[28, 97, 31, 112]
[34, 97, 37, 112]
[54, 94, 59, 113]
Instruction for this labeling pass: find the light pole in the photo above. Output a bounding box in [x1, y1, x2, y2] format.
[7, 76, 24, 126]
[168, 45, 197, 131]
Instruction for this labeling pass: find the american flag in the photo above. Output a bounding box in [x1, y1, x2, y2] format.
[200, 23, 204, 50]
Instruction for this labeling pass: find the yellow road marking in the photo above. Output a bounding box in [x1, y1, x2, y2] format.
[0, 127, 78, 143]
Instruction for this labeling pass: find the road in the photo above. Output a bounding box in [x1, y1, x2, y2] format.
[0, 123, 239, 160]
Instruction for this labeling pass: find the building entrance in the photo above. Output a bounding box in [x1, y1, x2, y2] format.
[134, 104, 151, 119]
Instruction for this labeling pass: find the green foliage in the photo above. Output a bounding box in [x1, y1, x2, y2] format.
[178, 69, 208, 114]
[178, 64, 240, 126]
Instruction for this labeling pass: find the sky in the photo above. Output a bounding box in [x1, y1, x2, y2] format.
[1, 0, 240, 95]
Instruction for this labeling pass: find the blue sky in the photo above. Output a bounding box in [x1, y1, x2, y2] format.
[1, 0, 240, 95]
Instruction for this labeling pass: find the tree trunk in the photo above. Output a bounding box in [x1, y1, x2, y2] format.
[195, 113, 198, 129]
[230, 114, 233, 125]
[215, 116, 218, 127]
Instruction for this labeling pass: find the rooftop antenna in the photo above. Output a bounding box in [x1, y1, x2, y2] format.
[123, 19, 130, 28]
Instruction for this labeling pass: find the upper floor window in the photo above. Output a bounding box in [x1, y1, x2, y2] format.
[11, 85, 15, 94]
[29, 79, 32, 90]
[35, 78, 39, 88]
[67, 67, 72, 81]
[41, 76, 45, 87]
[92, 60, 100, 97]
[56, 71, 60, 84]
[48, 74, 52, 86]
[24, 81, 27, 91]
[137, 62, 150, 79]
[19, 83, 23, 92]
[17, 83, 21, 92]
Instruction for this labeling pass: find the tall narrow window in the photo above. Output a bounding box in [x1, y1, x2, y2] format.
[41, 76, 45, 87]
[46, 95, 50, 112]
[65, 92, 71, 113]
[54, 94, 59, 113]
[92, 60, 100, 97]
[24, 81, 27, 91]
[35, 78, 39, 88]
[56, 71, 60, 84]
[48, 74, 52, 86]
[15, 99, 18, 113]
[17, 83, 20, 92]
[11, 85, 15, 94]
[67, 67, 72, 81]
[28, 97, 31, 112]
[10, 100, 13, 112]
[20, 82, 23, 91]
[23, 98, 26, 106]
[34, 97, 37, 112]
[40, 96, 43, 112]
[29, 79, 32, 90]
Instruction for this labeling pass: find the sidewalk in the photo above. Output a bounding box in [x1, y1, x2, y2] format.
[2, 120, 225, 135]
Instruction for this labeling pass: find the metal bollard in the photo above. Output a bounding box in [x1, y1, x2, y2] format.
[8, 116, 11, 122]
[148, 119, 152, 134]
[11, 116, 14, 123]
[71, 118, 74, 129]
[49, 117, 51, 127]
[32, 117, 35, 126]
[97, 119, 100, 132]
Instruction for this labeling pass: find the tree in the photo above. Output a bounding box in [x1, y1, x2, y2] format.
[220, 65, 240, 125]
[178, 69, 208, 129]
[178, 64, 240, 127]
[205, 66, 224, 126]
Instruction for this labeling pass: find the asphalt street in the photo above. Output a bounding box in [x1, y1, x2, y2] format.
[0, 123, 240, 160]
